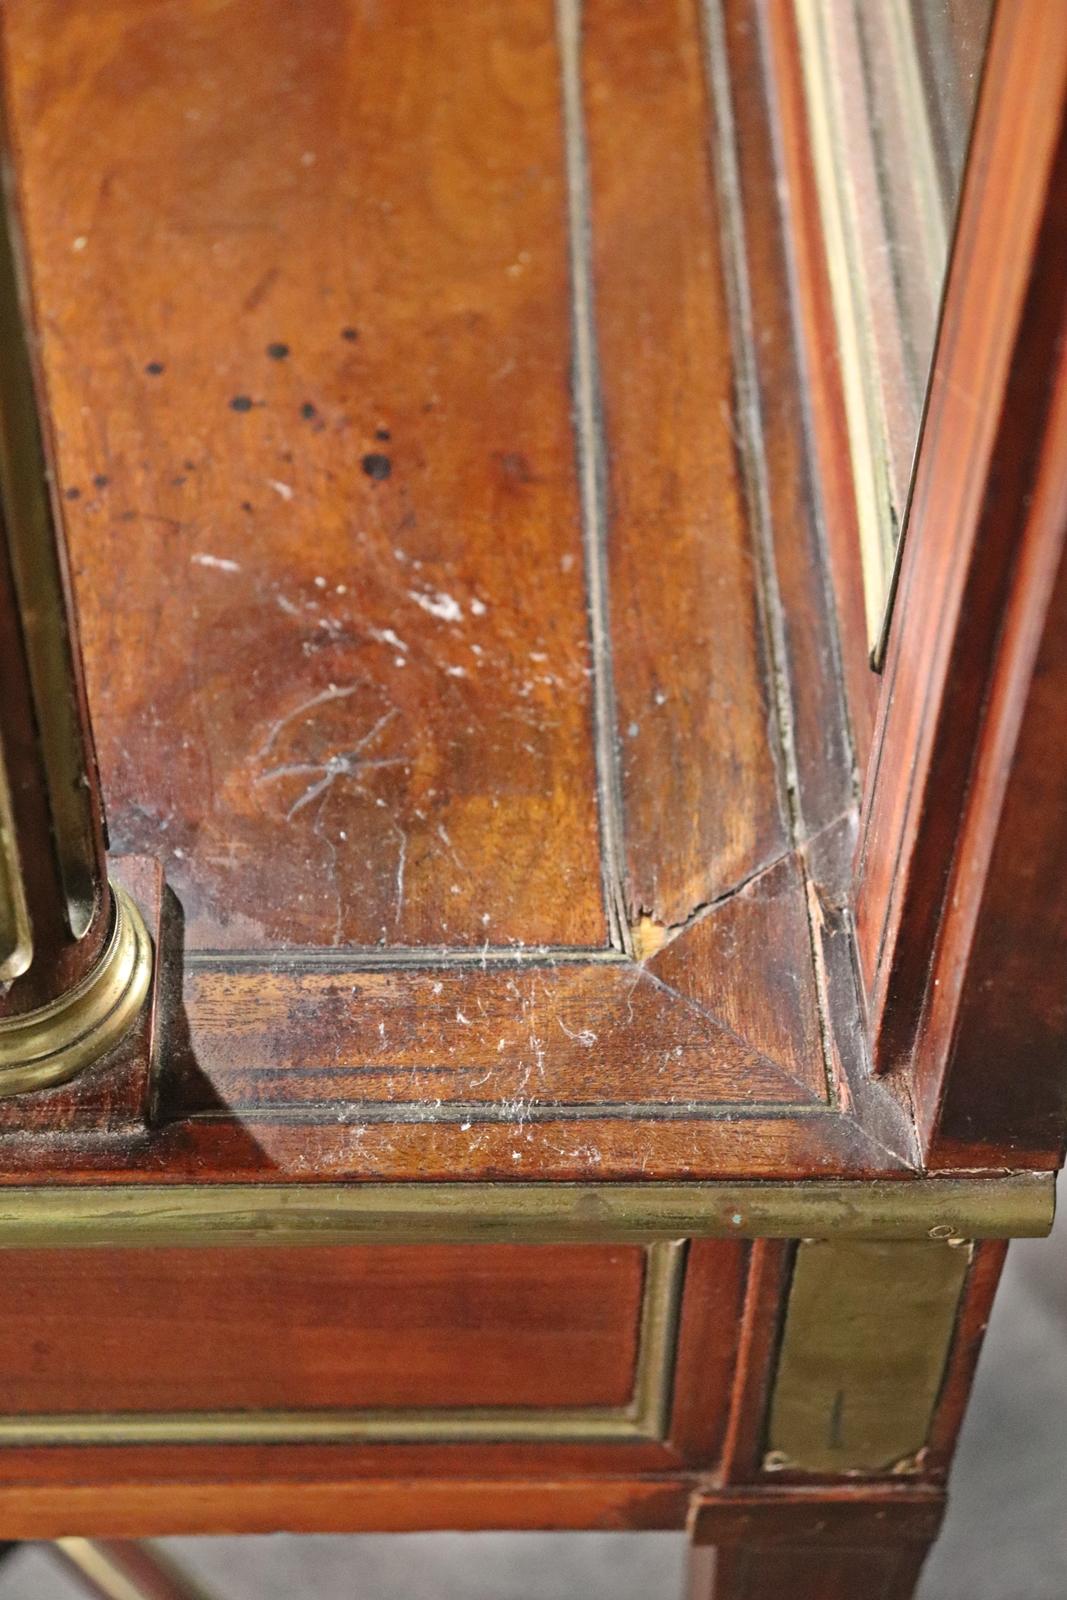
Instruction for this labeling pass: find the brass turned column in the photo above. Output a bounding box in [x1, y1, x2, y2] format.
[0, 133, 151, 1099]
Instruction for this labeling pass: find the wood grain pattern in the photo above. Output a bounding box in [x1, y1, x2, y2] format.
[3, 0, 606, 954]
[0, 0, 883, 1190]
[0, 1242, 643, 1414]
[581, 0, 788, 932]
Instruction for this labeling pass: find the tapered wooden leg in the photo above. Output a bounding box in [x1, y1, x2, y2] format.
[686, 1540, 931, 1600]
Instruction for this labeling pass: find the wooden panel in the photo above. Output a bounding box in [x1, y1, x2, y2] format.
[854, 0, 1067, 1080]
[0, 0, 891, 1186]
[582, 0, 788, 933]
[2, 0, 606, 952]
[0, 1243, 642, 1414]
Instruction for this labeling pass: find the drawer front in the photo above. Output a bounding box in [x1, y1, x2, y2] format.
[0, 1241, 680, 1445]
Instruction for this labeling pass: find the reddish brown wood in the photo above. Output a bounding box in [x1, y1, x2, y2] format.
[718, 1239, 793, 1483]
[688, 1541, 930, 1600]
[2, 0, 606, 956]
[720, 0, 855, 840]
[668, 1241, 750, 1466]
[582, 0, 787, 933]
[759, 0, 879, 776]
[0, 1242, 643, 1414]
[688, 1484, 945, 1548]
[0, 1474, 690, 1538]
[854, 0, 1067, 1101]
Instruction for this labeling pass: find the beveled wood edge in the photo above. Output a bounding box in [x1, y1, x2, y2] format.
[0, 1175, 1051, 1247]
[0, 1241, 684, 1450]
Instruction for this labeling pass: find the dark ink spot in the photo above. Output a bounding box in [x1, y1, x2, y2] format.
[183, 459, 197, 472]
[341, 326, 359, 342]
[171, 475, 187, 487]
[375, 427, 391, 442]
[300, 401, 318, 420]
[92, 474, 109, 490]
[240, 500, 254, 513]
[145, 361, 165, 375]
[361, 452, 392, 481]
[229, 395, 254, 412]
[64, 486, 81, 500]
[266, 341, 290, 361]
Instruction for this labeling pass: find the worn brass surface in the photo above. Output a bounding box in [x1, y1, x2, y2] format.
[0, 152, 103, 941]
[0, 1175, 1050, 1248]
[54, 1540, 217, 1600]
[0, 883, 152, 1098]
[766, 1239, 971, 1474]
[0, 741, 31, 983]
[0, 1242, 683, 1448]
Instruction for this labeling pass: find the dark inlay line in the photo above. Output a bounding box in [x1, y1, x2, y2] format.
[556, 0, 633, 957]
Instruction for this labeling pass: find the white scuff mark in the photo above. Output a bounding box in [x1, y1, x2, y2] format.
[557, 1016, 597, 1048]
[368, 626, 408, 653]
[409, 589, 463, 622]
[275, 595, 302, 617]
[254, 682, 366, 760]
[444, 665, 466, 678]
[191, 553, 240, 572]
[431, 981, 443, 996]
[470, 596, 488, 616]
[72, 235, 88, 252]
[266, 478, 294, 501]
[460, 1121, 472, 1132]
[456, 1011, 471, 1026]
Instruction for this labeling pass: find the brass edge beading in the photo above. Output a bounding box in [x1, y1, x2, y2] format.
[0, 882, 152, 1099]
[0, 1175, 1052, 1248]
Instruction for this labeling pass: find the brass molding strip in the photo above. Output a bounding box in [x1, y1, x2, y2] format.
[765, 1239, 971, 1474]
[54, 1539, 218, 1600]
[0, 1176, 1051, 1248]
[0, 738, 31, 983]
[0, 883, 152, 1099]
[0, 150, 102, 940]
[0, 1243, 684, 1449]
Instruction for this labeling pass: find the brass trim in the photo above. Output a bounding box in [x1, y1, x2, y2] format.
[0, 737, 31, 983]
[0, 883, 152, 1099]
[54, 1540, 217, 1600]
[765, 1239, 971, 1475]
[0, 150, 103, 940]
[0, 1242, 685, 1449]
[0, 1175, 1051, 1248]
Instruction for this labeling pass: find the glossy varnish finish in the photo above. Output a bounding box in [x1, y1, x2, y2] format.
[0, 0, 896, 1187]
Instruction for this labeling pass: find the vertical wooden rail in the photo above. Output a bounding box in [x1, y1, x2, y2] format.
[0, 83, 152, 1098]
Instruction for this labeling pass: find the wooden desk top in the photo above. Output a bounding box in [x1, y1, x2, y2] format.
[0, 0, 918, 1185]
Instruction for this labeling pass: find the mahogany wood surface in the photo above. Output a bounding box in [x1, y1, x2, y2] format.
[688, 1542, 931, 1600]
[0, 0, 916, 1186]
[854, 0, 1067, 1112]
[0, 0, 1062, 1570]
[0, 1242, 643, 1413]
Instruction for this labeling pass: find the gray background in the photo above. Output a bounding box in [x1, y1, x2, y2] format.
[3, 1177, 1064, 1599]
